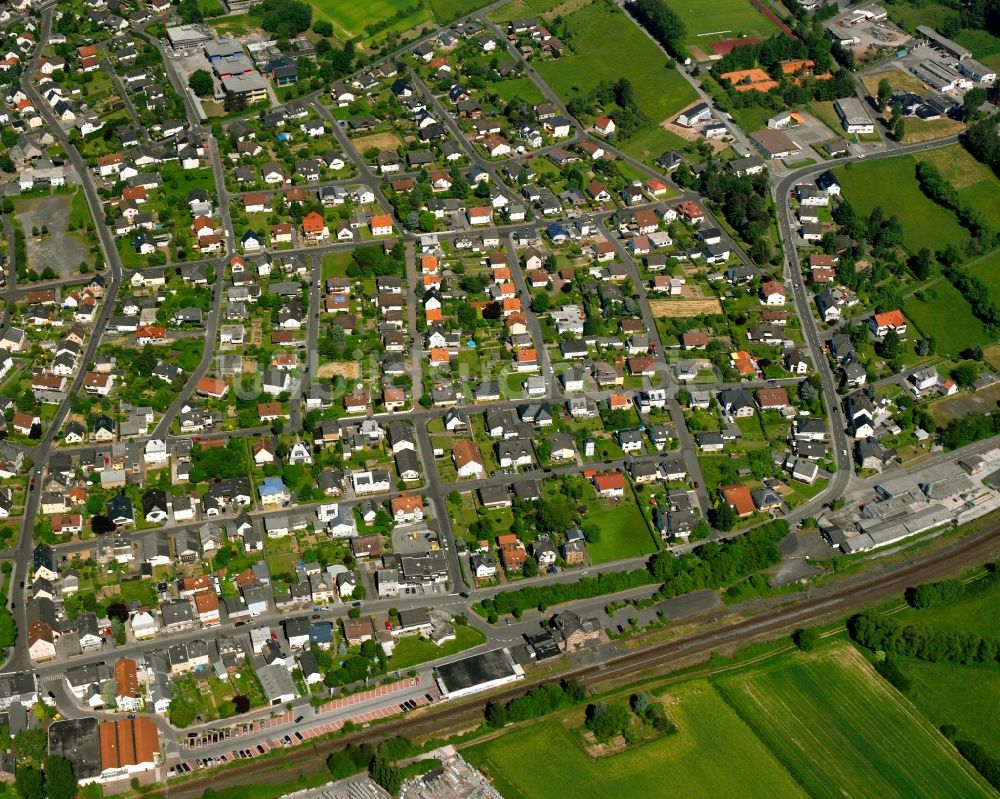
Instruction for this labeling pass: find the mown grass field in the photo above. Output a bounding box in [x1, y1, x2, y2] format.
[715, 646, 993, 799]
[903, 658, 1000, 763]
[966, 249, 1000, 306]
[663, 0, 781, 46]
[584, 486, 660, 564]
[834, 157, 968, 253]
[903, 279, 991, 357]
[894, 571, 1000, 639]
[533, 2, 697, 136]
[463, 682, 806, 799]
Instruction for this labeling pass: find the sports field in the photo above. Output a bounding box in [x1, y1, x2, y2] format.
[664, 0, 781, 47]
[903, 279, 991, 357]
[715, 646, 993, 799]
[834, 157, 968, 254]
[534, 2, 697, 141]
[463, 682, 806, 799]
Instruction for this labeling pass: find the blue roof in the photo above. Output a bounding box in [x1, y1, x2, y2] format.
[259, 476, 287, 497]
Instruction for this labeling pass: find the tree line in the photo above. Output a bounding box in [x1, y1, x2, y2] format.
[849, 610, 1000, 665]
[484, 679, 587, 728]
[628, 0, 687, 59]
[907, 565, 1000, 609]
[915, 162, 994, 241]
[940, 408, 1000, 450]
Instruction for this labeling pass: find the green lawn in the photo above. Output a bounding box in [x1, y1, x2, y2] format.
[584, 486, 659, 564]
[387, 624, 486, 670]
[488, 77, 546, 106]
[664, 0, 782, 48]
[619, 123, 694, 162]
[715, 646, 993, 799]
[322, 250, 354, 279]
[904, 279, 991, 357]
[534, 2, 698, 134]
[463, 681, 806, 799]
[834, 157, 968, 254]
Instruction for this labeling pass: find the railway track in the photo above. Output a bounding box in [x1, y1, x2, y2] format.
[149, 525, 1000, 799]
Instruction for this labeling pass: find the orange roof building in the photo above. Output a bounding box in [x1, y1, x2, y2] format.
[391, 493, 423, 517]
[99, 717, 160, 772]
[593, 471, 625, 495]
[302, 211, 326, 235]
[114, 658, 139, 701]
[721, 484, 755, 517]
[196, 376, 228, 398]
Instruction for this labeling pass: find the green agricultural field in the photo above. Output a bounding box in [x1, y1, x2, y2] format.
[584, 487, 659, 564]
[834, 157, 968, 253]
[534, 2, 697, 138]
[463, 682, 806, 799]
[488, 0, 563, 23]
[904, 279, 991, 357]
[716, 646, 993, 799]
[664, 0, 782, 48]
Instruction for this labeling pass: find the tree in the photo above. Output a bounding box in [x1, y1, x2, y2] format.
[188, 70, 214, 98]
[44, 756, 77, 799]
[15, 767, 43, 799]
[951, 360, 980, 388]
[485, 700, 507, 728]
[877, 329, 901, 359]
[793, 627, 820, 651]
[964, 87, 987, 117]
[876, 78, 892, 112]
[711, 501, 736, 532]
[368, 754, 401, 795]
[584, 702, 630, 741]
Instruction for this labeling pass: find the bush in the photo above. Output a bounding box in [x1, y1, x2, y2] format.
[793, 627, 820, 651]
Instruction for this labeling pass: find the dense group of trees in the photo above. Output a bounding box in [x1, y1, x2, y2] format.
[258, 0, 312, 37]
[907, 565, 1000, 609]
[15, 757, 77, 799]
[849, 610, 1000, 665]
[327, 736, 411, 794]
[485, 679, 587, 728]
[346, 243, 406, 279]
[939, 408, 1000, 450]
[953, 739, 1000, 792]
[940, 263, 999, 330]
[629, 0, 687, 59]
[964, 116, 1000, 177]
[648, 520, 788, 598]
[676, 163, 777, 264]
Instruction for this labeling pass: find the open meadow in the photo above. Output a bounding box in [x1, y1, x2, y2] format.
[533, 2, 697, 142]
[715, 645, 993, 799]
[834, 157, 968, 254]
[463, 681, 806, 799]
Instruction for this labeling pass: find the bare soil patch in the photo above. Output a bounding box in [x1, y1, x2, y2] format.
[353, 132, 403, 151]
[317, 361, 361, 379]
[650, 298, 723, 317]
